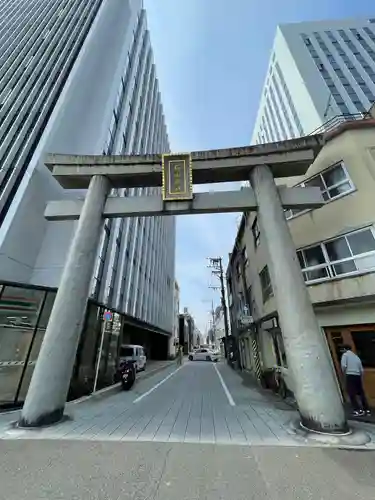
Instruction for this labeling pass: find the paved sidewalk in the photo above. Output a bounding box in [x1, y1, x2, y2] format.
[1, 361, 375, 449]
[0, 359, 177, 435]
[0, 362, 298, 446]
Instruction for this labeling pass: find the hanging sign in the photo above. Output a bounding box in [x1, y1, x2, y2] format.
[162, 153, 193, 201]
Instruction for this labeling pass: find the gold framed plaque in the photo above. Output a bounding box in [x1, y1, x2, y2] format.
[162, 153, 193, 201]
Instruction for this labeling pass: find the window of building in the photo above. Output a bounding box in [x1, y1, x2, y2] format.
[274, 63, 304, 136]
[312, 162, 354, 200]
[243, 247, 248, 265]
[297, 227, 375, 284]
[351, 330, 375, 368]
[259, 266, 273, 303]
[246, 286, 253, 315]
[252, 217, 260, 247]
[285, 162, 354, 220]
[227, 279, 233, 305]
[268, 85, 288, 140]
[236, 261, 241, 278]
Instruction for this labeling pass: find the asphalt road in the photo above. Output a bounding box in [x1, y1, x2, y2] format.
[1, 439, 375, 499]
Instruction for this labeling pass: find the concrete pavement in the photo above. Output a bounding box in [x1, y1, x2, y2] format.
[1, 360, 375, 448]
[1, 361, 298, 445]
[1, 440, 375, 499]
[2, 361, 375, 499]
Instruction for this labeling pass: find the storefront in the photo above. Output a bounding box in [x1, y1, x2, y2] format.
[325, 325, 375, 407]
[0, 284, 56, 409]
[0, 281, 169, 410]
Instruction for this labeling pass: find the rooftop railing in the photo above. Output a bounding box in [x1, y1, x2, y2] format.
[309, 113, 366, 136]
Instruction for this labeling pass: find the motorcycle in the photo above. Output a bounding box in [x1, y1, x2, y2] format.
[119, 360, 136, 391]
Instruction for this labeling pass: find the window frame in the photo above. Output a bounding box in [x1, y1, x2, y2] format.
[285, 161, 355, 221]
[259, 265, 273, 303]
[297, 226, 375, 284]
[252, 217, 261, 248]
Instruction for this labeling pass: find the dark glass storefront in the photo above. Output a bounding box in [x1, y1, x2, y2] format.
[0, 284, 56, 409]
[69, 302, 123, 400]
[0, 280, 169, 410]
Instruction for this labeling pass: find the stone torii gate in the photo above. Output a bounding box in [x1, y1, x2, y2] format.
[19, 135, 349, 436]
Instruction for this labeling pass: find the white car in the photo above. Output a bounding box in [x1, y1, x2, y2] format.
[188, 348, 219, 362]
[119, 344, 147, 372]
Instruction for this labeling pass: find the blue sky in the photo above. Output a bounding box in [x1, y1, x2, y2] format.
[144, 0, 374, 334]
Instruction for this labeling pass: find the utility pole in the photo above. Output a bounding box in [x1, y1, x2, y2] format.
[211, 300, 216, 345]
[202, 298, 216, 345]
[207, 257, 230, 358]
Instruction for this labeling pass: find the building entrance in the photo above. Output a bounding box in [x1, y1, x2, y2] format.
[17, 135, 350, 437]
[326, 326, 375, 407]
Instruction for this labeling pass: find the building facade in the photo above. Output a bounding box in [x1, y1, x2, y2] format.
[251, 17, 375, 144]
[229, 116, 375, 405]
[233, 18, 375, 405]
[0, 0, 175, 408]
[169, 280, 180, 357]
[178, 308, 198, 354]
[206, 305, 225, 347]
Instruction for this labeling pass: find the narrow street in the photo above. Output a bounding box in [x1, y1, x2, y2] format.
[1, 362, 375, 499]
[1, 361, 297, 445]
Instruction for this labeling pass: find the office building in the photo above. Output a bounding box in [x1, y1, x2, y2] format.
[0, 0, 175, 409]
[251, 17, 375, 144]
[169, 280, 180, 357]
[228, 17, 375, 407]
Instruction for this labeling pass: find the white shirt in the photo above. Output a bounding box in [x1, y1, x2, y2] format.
[341, 350, 363, 376]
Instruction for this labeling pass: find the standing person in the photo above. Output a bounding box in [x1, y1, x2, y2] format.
[341, 344, 371, 416]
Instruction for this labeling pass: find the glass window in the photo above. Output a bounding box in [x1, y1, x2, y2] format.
[17, 291, 56, 400]
[304, 175, 325, 191]
[120, 346, 135, 357]
[351, 331, 375, 368]
[36, 291, 56, 329]
[347, 230, 375, 255]
[348, 230, 375, 273]
[276, 333, 288, 368]
[0, 286, 46, 404]
[317, 163, 353, 200]
[322, 164, 346, 185]
[96, 312, 116, 390]
[252, 218, 260, 247]
[259, 266, 273, 302]
[297, 246, 330, 281]
[286, 162, 354, 220]
[303, 245, 326, 267]
[75, 303, 102, 394]
[297, 228, 375, 283]
[325, 237, 351, 261]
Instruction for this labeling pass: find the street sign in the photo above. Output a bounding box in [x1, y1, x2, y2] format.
[103, 311, 112, 321]
[239, 314, 254, 326]
[162, 153, 193, 201]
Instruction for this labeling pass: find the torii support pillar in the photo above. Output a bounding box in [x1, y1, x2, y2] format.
[19, 175, 110, 428]
[249, 164, 348, 435]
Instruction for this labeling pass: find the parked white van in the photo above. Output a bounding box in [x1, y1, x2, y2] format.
[119, 344, 147, 372]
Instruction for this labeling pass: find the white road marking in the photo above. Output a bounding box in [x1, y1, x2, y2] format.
[133, 365, 183, 403]
[214, 363, 236, 406]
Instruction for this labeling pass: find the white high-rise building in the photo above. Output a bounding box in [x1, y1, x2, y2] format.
[251, 17, 375, 143]
[0, 0, 175, 333]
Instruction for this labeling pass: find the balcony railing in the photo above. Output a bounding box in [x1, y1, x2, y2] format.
[309, 113, 366, 136]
